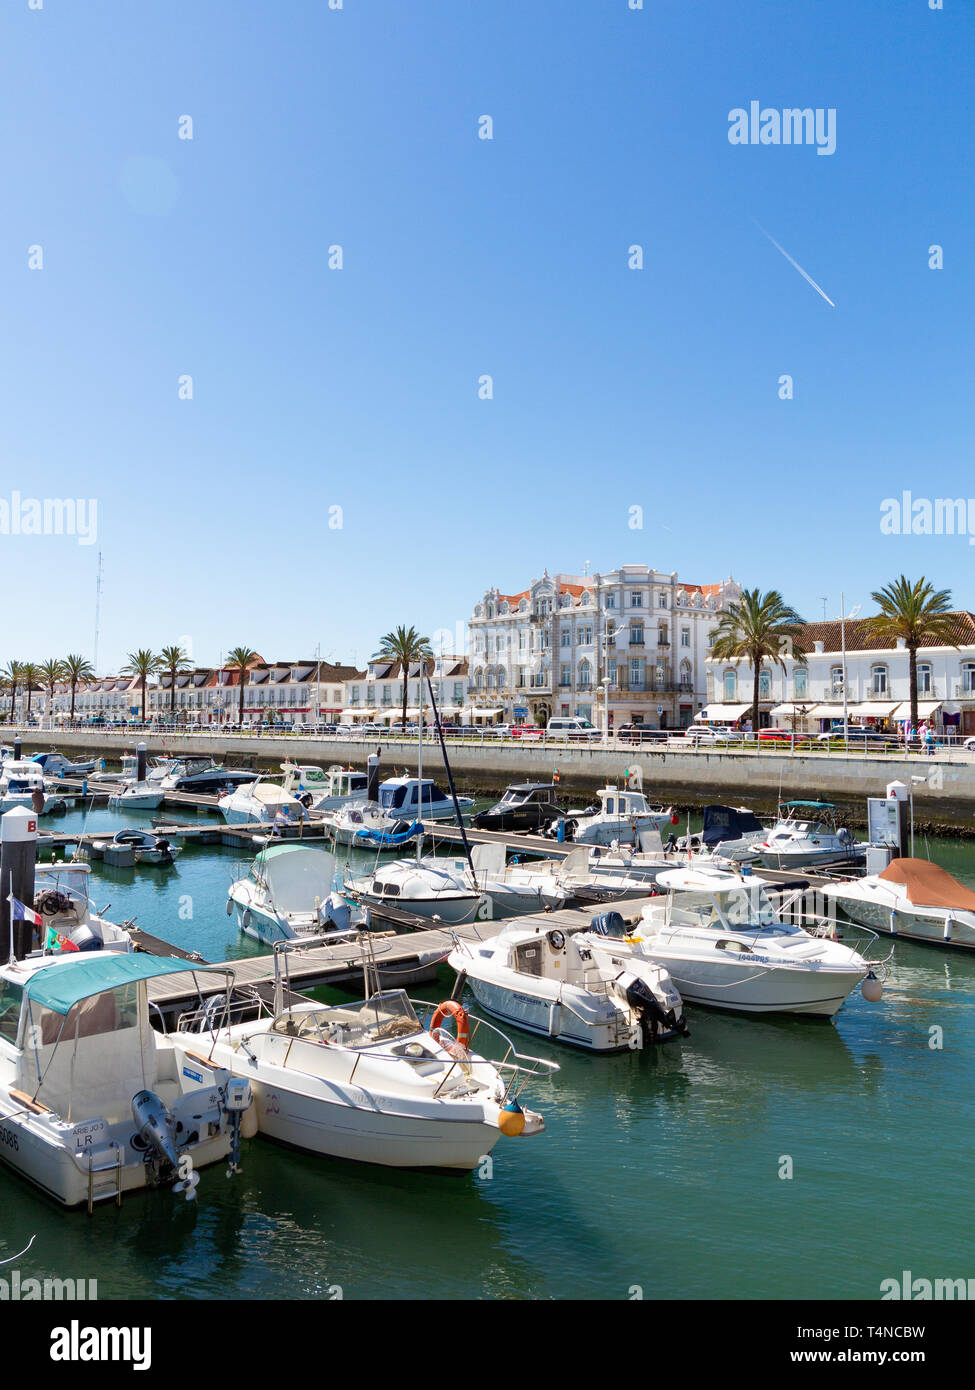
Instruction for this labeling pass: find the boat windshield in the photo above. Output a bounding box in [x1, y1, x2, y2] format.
[271, 992, 421, 1048]
[671, 887, 779, 929]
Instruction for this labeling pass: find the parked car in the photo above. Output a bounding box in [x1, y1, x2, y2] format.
[682, 725, 738, 745]
[510, 724, 544, 741]
[545, 717, 602, 742]
[616, 724, 661, 744]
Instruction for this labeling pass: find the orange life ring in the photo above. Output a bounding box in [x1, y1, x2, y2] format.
[430, 999, 470, 1051]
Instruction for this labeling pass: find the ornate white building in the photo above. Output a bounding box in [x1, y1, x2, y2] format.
[469, 568, 740, 729]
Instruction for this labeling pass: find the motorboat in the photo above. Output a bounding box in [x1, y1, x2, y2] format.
[0, 950, 252, 1208]
[32, 861, 135, 953]
[88, 754, 177, 784]
[159, 757, 255, 793]
[617, 867, 881, 1016]
[676, 804, 768, 862]
[326, 802, 422, 850]
[108, 780, 166, 811]
[472, 783, 562, 833]
[448, 919, 688, 1051]
[30, 751, 97, 778]
[546, 785, 677, 847]
[822, 857, 975, 951]
[279, 762, 368, 813]
[377, 776, 473, 823]
[228, 844, 364, 944]
[175, 935, 557, 1171]
[758, 801, 864, 870]
[345, 841, 570, 925]
[218, 778, 308, 827]
[90, 829, 182, 865]
[0, 760, 64, 815]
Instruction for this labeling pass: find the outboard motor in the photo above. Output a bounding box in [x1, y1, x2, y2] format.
[66, 924, 103, 952]
[131, 1090, 180, 1170]
[325, 891, 351, 932]
[618, 971, 690, 1045]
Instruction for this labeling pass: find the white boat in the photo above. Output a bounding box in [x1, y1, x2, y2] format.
[549, 786, 677, 847]
[0, 760, 56, 814]
[218, 778, 308, 827]
[32, 861, 134, 953]
[228, 844, 363, 944]
[326, 802, 422, 850]
[759, 801, 864, 870]
[108, 780, 166, 811]
[619, 867, 880, 1016]
[175, 935, 556, 1171]
[822, 857, 975, 951]
[30, 751, 97, 778]
[0, 950, 252, 1208]
[88, 754, 177, 785]
[90, 829, 182, 865]
[377, 776, 473, 823]
[280, 762, 368, 813]
[449, 919, 688, 1051]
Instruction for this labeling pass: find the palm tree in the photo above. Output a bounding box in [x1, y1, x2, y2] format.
[20, 663, 41, 721]
[62, 654, 95, 722]
[122, 650, 162, 724]
[710, 589, 806, 737]
[226, 647, 259, 726]
[38, 658, 66, 724]
[865, 576, 958, 735]
[3, 661, 23, 724]
[158, 644, 192, 718]
[371, 625, 434, 731]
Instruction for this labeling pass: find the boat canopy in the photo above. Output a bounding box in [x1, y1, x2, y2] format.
[22, 953, 211, 1016]
[700, 805, 765, 847]
[779, 800, 836, 810]
[255, 845, 334, 912]
[877, 858, 975, 911]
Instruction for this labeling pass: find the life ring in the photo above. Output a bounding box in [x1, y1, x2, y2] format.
[430, 999, 470, 1051]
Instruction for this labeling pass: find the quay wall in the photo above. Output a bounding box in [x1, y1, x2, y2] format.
[15, 729, 975, 833]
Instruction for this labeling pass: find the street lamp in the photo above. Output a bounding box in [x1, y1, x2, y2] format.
[600, 677, 612, 743]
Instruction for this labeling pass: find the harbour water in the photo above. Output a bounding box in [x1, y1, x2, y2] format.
[8, 802, 975, 1300]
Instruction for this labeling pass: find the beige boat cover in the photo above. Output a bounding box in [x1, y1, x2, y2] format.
[878, 857, 975, 911]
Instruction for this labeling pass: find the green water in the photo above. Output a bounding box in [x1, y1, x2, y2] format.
[7, 802, 975, 1299]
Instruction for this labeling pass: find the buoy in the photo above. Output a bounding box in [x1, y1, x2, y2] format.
[497, 1099, 526, 1137]
[862, 973, 883, 1003]
[670, 812, 680, 826]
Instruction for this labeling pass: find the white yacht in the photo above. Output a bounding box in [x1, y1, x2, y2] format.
[176, 936, 556, 1171]
[0, 760, 56, 814]
[32, 861, 134, 953]
[160, 757, 253, 793]
[822, 857, 975, 951]
[108, 780, 166, 811]
[616, 867, 880, 1016]
[449, 920, 688, 1051]
[229, 844, 362, 944]
[759, 801, 864, 870]
[377, 776, 473, 823]
[550, 786, 676, 847]
[345, 842, 570, 925]
[0, 950, 251, 1208]
[218, 778, 308, 827]
[285, 763, 368, 813]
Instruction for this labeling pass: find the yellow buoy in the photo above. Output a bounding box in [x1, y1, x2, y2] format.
[497, 1101, 526, 1137]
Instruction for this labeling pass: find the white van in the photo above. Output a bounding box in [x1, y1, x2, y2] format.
[545, 717, 602, 742]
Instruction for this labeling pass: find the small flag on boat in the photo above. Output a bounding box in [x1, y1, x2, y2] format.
[9, 896, 42, 928]
[44, 926, 79, 953]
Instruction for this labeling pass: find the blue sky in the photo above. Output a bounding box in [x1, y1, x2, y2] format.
[1, 0, 972, 671]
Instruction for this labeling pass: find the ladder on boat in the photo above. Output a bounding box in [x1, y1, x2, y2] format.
[87, 1148, 123, 1214]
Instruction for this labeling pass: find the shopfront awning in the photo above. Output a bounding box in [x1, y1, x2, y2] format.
[340, 708, 376, 721]
[806, 703, 845, 719]
[464, 706, 503, 719]
[846, 701, 899, 719]
[770, 703, 809, 718]
[696, 703, 752, 722]
[891, 700, 943, 720]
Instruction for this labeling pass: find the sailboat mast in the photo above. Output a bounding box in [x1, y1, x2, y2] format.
[426, 672, 475, 875]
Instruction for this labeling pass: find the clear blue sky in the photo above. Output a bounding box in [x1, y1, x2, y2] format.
[1, 0, 972, 671]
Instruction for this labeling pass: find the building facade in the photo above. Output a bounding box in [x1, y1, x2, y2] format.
[703, 613, 975, 735]
[343, 656, 469, 723]
[469, 568, 740, 729]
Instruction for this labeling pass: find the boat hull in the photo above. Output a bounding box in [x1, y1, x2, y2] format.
[832, 894, 975, 950]
[657, 958, 865, 1017]
[464, 977, 634, 1051]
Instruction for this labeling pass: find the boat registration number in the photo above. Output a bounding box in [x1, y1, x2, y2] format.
[70, 1119, 108, 1150]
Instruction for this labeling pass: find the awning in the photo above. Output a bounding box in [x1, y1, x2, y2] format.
[806, 703, 845, 719]
[464, 707, 503, 719]
[696, 703, 752, 721]
[340, 708, 376, 721]
[846, 701, 898, 719]
[770, 703, 809, 718]
[24, 953, 219, 1016]
[891, 700, 943, 720]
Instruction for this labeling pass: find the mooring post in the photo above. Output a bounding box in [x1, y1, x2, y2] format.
[137, 741, 148, 783]
[367, 751, 381, 802]
[0, 806, 39, 960]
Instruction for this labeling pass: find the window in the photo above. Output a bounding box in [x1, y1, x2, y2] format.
[630, 624, 644, 646]
[560, 664, 571, 687]
[723, 670, 737, 700]
[561, 629, 571, 648]
[580, 626, 593, 645]
[794, 668, 807, 698]
[758, 669, 771, 699]
[658, 594, 667, 608]
[579, 659, 592, 689]
[518, 633, 526, 650]
[630, 592, 642, 608]
[871, 665, 888, 695]
[963, 664, 975, 694]
[605, 594, 616, 609]
[681, 628, 690, 648]
[629, 657, 643, 689]
[918, 663, 932, 695]
[830, 666, 844, 695]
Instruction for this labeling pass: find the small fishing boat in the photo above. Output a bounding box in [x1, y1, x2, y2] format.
[0, 760, 63, 815]
[547, 785, 677, 847]
[228, 844, 364, 944]
[30, 751, 97, 777]
[91, 829, 182, 865]
[449, 919, 688, 1051]
[758, 801, 865, 870]
[326, 802, 422, 850]
[472, 783, 563, 833]
[822, 857, 975, 950]
[218, 779, 307, 827]
[377, 776, 473, 823]
[175, 934, 557, 1171]
[0, 951, 252, 1208]
[108, 780, 166, 811]
[676, 804, 768, 861]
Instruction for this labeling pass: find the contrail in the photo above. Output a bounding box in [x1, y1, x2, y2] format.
[753, 220, 835, 307]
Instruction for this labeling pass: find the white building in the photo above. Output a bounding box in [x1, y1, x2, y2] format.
[343, 656, 469, 724]
[703, 612, 975, 736]
[469, 568, 740, 729]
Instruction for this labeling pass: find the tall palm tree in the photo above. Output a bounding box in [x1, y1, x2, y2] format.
[226, 647, 259, 726]
[62, 653, 95, 722]
[38, 658, 66, 723]
[122, 649, 162, 723]
[20, 662, 41, 721]
[710, 589, 806, 737]
[371, 625, 433, 731]
[3, 661, 23, 724]
[865, 576, 958, 735]
[158, 644, 192, 718]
